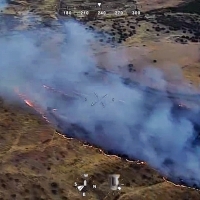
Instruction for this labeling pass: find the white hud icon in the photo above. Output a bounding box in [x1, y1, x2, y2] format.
[108, 174, 120, 190]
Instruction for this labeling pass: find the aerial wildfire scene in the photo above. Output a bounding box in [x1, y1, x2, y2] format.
[1, 0, 200, 199]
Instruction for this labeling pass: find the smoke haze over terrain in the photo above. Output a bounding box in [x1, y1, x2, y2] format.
[1, 14, 200, 188]
[0, 0, 7, 9]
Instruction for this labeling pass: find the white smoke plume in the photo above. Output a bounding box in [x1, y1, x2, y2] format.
[0, 0, 7, 9]
[1, 18, 200, 188]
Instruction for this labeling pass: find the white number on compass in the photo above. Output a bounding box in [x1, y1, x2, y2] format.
[98, 11, 106, 15]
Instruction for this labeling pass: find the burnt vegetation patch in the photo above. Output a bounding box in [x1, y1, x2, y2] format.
[147, 0, 200, 15]
[155, 14, 200, 39]
[164, 0, 200, 15]
[138, 0, 200, 43]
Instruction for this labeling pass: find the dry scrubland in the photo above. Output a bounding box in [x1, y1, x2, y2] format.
[0, 0, 200, 199]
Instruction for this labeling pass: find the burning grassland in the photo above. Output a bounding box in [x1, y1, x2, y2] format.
[3, 26, 200, 189]
[15, 76, 200, 189]
[1, 6, 200, 198]
[1, 96, 200, 199]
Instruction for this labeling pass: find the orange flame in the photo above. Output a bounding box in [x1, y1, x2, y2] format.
[15, 87, 50, 123]
[24, 100, 34, 107]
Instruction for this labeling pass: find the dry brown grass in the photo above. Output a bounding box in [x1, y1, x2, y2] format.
[138, 0, 187, 12]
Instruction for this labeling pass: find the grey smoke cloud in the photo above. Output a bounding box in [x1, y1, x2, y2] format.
[1, 19, 200, 188]
[0, 0, 7, 9]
